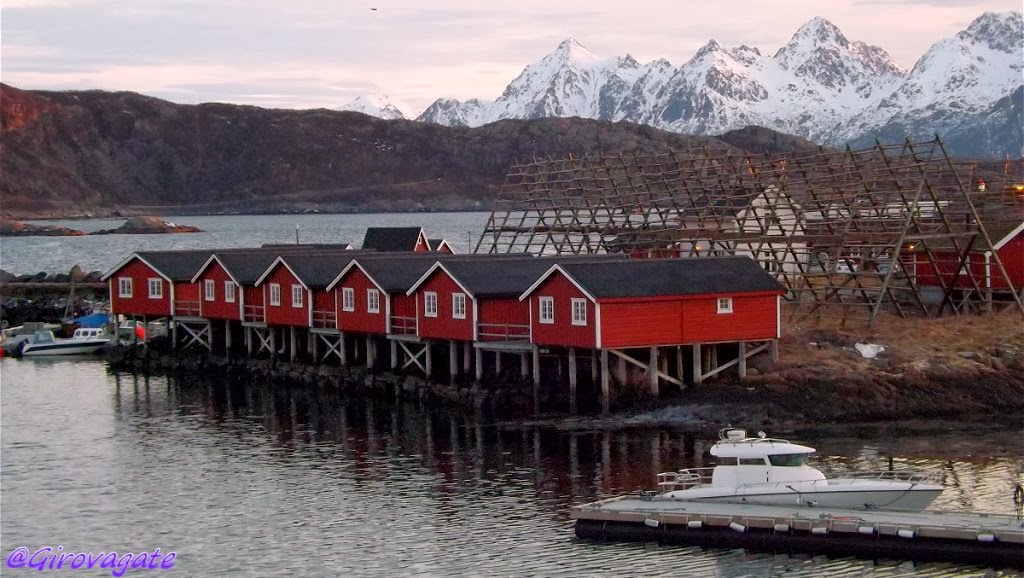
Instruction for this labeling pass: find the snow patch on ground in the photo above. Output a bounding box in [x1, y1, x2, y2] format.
[855, 343, 886, 359]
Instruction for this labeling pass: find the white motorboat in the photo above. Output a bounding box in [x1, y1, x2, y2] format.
[17, 327, 113, 357]
[657, 428, 943, 510]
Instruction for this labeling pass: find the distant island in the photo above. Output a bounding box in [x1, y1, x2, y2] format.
[1, 216, 202, 237]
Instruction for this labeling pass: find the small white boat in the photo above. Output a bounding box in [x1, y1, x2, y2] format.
[18, 327, 112, 357]
[657, 428, 943, 510]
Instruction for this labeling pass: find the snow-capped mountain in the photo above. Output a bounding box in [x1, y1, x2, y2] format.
[338, 92, 411, 120]
[409, 12, 1022, 156]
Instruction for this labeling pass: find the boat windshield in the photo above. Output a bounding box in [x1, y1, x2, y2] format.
[768, 454, 807, 467]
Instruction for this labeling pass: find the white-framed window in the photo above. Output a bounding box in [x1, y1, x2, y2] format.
[717, 297, 733, 314]
[424, 292, 438, 318]
[367, 289, 380, 313]
[452, 293, 466, 319]
[269, 283, 281, 306]
[147, 278, 163, 299]
[204, 279, 215, 301]
[291, 285, 304, 308]
[539, 296, 554, 324]
[342, 287, 355, 312]
[118, 277, 133, 298]
[224, 281, 236, 303]
[571, 298, 587, 326]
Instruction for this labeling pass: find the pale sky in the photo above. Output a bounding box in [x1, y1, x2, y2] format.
[2, 0, 1020, 116]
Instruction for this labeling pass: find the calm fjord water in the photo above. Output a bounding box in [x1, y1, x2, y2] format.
[2, 359, 1021, 577]
[2, 213, 1022, 576]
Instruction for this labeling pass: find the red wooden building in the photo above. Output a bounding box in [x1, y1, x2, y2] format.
[909, 222, 1024, 293]
[103, 250, 213, 318]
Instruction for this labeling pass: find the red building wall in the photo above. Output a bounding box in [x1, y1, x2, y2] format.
[477, 298, 530, 342]
[174, 282, 201, 316]
[109, 259, 171, 317]
[243, 286, 265, 323]
[996, 235, 1024, 289]
[527, 274, 596, 349]
[334, 269, 386, 334]
[414, 272, 474, 341]
[599, 300, 684, 348]
[312, 290, 337, 330]
[262, 265, 309, 327]
[390, 294, 417, 336]
[679, 293, 778, 343]
[197, 263, 240, 320]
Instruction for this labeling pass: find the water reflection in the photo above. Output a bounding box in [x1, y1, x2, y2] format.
[3, 358, 1018, 577]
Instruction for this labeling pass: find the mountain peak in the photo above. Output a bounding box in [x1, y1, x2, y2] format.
[338, 92, 412, 120]
[960, 11, 1023, 53]
[554, 37, 599, 62]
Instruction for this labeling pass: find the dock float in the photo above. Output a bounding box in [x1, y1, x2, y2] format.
[572, 495, 1024, 568]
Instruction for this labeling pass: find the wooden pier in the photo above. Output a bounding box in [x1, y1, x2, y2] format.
[572, 495, 1024, 568]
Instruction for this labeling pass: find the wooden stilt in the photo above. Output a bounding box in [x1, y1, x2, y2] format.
[520, 353, 528, 378]
[225, 320, 232, 354]
[270, 328, 277, 358]
[738, 341, 747, 379]
[495, 351, 502, 375]
[617, 355, 627, 384]
[676, 346, 684, 384]
[309, 331, 316, 359]
[463, 341, 471, 374]
[449, 339, 458, 381]
[425, 340, 432, 377]
[290, 327, 297, 361]
[339, 332, 347, 365]
[692, 343, 702, 385]
[390, 340, 398, 369]
[770, 339, 780, 362]
[366, 335, 375, 369]
[568, 347, 578, 415]
[245, 326, 252, 356]
[475, 347, 483, 382]
[591, 349, 599, 382]
[532, 345, 541, 387]
[600, 349, 610, 415]
[648, 346, 659, 396]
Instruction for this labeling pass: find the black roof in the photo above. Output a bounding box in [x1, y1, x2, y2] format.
[277, 253, 362, 288]
[135, 250, 216, 281]
[439, 254, 625, 297]
[556, 256, 783, 298]
[351, 253, 448, 292]
[361, 227, 425, 252]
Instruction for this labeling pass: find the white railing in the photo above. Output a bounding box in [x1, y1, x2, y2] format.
[656, 467, 941, 492]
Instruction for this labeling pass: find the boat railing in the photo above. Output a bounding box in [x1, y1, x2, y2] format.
[825, 469, 943, 485]
[657, 468, 715, 491]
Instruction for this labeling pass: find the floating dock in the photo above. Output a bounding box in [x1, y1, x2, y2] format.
[572, 495, 1024, 568]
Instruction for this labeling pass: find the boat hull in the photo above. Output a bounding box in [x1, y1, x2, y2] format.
[21, 340, 110, 356]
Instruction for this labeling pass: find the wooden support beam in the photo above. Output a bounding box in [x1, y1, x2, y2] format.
[617, 355, 627, 384]
[532, 345, 540, 387]
[390, 340, 398, 369]
[424, 339, 432, 377]
[449, 339, 458, 380]
[340, 332, 347, 365]
[495, 351, 502, 375]
[366, 335, 375, 369]
[591, 349, 599, 382]
[600, 348, 610, 415]
[290, 327, 297, 361]
[648, 346, 659, 396]
[738, 341, 747, 379]
[771, 339, 780, 362]
[245, 326, 252, 355]
[309, 330, 316, 358]
[692, 343, 702, 385]
[225, 320, 232, 353]
[463, 341, 472, 374]
[520, 352, 528, 378]
[475, 347, 483, 382]
[676, 346, 684, 385]
[568, 347, 578, 415]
